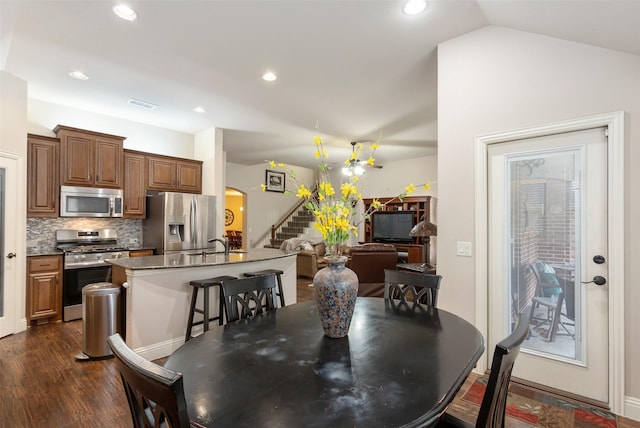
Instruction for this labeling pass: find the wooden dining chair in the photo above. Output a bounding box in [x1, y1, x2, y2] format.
[219, 273, 277, 323]
[437, 310, 531, 428]
[384, 269, 442, 307]
[106, 333, 194, 428]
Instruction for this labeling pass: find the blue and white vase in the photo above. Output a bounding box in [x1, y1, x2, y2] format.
[313, 256, 358, 338]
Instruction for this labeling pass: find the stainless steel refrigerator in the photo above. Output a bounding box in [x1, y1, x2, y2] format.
[143, 192, 217, 254]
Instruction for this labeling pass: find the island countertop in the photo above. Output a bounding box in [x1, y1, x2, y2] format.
[110, 247, 298, 360]
[106, 248, 295, 270]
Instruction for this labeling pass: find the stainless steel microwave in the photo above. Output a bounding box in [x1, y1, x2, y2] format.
[60, 186, 123, 218]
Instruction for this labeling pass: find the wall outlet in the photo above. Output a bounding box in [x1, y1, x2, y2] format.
[457, 241, 473, 257]
[129, 238, 139, 244]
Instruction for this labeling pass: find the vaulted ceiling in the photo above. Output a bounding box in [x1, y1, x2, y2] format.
[2, 1, 639, 168]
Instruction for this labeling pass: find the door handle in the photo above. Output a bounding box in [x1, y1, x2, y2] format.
[581, 276, 606, 286]
[6, 252, 16, 259]
[593, 255, 605, 264]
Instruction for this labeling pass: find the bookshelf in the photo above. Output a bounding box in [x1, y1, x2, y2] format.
[362, 195, 431, 263]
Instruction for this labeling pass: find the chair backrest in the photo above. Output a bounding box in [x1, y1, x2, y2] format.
[475, 310, 531, 428]
[106, 333, 191, 428]
[383, 269, 442, 308]
[221, 274, 277, 323]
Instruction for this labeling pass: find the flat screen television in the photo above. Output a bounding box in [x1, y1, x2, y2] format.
[371, 211, 415, 243]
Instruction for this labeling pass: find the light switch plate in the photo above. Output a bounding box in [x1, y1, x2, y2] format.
[457, 241, 472, 257]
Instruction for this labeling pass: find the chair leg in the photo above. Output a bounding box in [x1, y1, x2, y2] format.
[203, 287, 210, 333]
[547, 294, 564, 342]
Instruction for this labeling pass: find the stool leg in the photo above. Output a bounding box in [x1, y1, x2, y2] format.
[218, 286, 225, 326]
[186, 287, 199, 342]
[203, 287, 210, 333]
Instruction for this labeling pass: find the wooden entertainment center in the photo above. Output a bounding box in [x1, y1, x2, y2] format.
[362, 195, 432, 264]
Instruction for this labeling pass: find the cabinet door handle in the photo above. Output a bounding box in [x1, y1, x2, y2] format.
[6, 252, 16, 259]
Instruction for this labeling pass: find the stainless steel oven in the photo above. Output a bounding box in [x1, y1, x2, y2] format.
[56, 229, 129, 321]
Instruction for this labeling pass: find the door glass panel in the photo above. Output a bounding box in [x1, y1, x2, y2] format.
[507, 149, 582, 362]
[0, 168, 4, 317]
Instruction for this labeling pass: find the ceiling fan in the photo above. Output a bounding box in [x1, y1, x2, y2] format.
[334, 141, 383, 176]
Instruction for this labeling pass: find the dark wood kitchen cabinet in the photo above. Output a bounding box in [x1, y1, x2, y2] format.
[176, 160, 202, 193]
[54, 125, 125, 189]
[123, 150, 146, 218]
[27, 134, 59, 217]
[147, 154, 202, 194]
[146, 154, 176, 191]
[26, 255, 62, 325]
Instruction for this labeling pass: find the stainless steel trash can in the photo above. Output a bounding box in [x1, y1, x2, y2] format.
[77, 282, 121, 360]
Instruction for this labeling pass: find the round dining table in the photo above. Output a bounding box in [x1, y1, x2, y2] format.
[165, 297, 484, 428]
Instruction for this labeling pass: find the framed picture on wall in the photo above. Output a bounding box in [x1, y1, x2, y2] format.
[265, 170, 285, 193]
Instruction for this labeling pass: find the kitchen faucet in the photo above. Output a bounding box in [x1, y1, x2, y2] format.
[208, 237, 230, 256]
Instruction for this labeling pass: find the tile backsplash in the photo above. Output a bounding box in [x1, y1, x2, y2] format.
[27, 218, 142, 252]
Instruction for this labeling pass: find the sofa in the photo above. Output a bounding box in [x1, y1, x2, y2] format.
[346, 243, 398, 297]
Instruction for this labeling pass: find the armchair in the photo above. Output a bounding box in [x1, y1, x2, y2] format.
[296, 241, 327, 278]
[346, 243, 398, 297]
[296, 242, 351, 278]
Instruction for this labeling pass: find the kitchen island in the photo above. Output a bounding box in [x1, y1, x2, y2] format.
[107, 248, 297, 360]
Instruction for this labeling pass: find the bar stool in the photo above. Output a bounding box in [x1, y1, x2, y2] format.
[185, 275, 236, 342]
[242, 269, 285, 308]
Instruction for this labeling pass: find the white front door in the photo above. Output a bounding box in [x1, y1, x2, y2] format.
[488, 126, 609, 403]
[0, 154, 19, 338]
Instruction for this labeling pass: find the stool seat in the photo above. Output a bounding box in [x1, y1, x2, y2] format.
[185, 275, 236, 342]
[243, 269, 285, 308]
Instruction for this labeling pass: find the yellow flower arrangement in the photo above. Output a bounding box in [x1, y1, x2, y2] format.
[263, 136, 431, 258]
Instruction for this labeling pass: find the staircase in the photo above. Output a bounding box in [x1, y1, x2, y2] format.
[269, 206, 317, 248]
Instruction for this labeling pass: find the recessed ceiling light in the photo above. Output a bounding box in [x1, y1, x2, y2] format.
[262, 71, 277, 82]
[403, 0, 428, 15]
[128, 98, 158, 109]
[113, 4, 138, 21]
[193, 107, 206, 113]
[69, 71, 89, 80]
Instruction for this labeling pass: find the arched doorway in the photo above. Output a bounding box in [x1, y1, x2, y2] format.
[224, 188, 246, 249]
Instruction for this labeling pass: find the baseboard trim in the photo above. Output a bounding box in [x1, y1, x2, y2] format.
[134, 337, 184, 361]
[16, 318, 27, 333]
[624, 396, 640, 421]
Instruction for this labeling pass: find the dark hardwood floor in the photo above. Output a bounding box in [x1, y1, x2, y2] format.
[4, 278, 635, 428]
[0, 318, 130, 427]
[0, 278, 314, 427]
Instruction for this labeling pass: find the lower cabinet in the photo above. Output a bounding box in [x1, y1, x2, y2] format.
[26, 255, 62, 325]
[129, 249, 154, 257]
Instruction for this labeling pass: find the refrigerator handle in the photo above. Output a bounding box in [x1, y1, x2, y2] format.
[191, 199, 197, 244]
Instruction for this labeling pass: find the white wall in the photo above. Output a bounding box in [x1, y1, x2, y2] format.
[0, 70, 28, 332]
[225, 162, 315, 248]
[28, 99, 194, 158]
[438, 26, 640, 411]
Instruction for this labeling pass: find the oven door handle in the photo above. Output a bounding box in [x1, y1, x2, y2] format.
[64, 261, 109, 269]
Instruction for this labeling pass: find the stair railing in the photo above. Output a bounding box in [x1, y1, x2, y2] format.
[269, 186, 319, 247]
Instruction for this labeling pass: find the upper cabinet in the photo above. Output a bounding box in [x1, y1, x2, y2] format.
[123, 150, 147, 219]
[146, 155, 176, 191]
[147, 154, 202, 194]
[54, 125, 124, 189]
[176, 160, 202, 193]
[27, 134, 59, 218]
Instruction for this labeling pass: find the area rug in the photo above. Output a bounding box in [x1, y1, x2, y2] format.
[455, 377, 617, 427]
